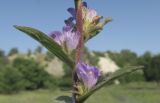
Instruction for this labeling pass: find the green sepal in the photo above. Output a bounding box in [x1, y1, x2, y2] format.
[85, 17, 112, 42]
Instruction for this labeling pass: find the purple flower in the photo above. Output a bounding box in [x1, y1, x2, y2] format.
[85, 8, 97, 22]
[76, 62, 101, 89]
[50, 26, 80, 50]
[67, 2, 98, 23]
[68, 8, 76, 19]
[65, 17, 75, 27]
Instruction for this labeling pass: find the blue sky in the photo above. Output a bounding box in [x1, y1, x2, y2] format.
[0, 0, 160, 55]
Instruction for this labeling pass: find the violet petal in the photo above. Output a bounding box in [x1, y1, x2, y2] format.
[76, 62, 101, 89]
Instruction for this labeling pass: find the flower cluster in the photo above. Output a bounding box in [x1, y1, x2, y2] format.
[66, 2, 104, 41]
[50, 1, 104, 96]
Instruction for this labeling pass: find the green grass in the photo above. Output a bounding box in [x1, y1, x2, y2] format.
[0, 82, 160, 103]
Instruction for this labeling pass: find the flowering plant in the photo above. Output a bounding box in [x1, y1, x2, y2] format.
[14, 0, 142, 103]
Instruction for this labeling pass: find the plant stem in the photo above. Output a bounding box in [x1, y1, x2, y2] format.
[72, 0, 84, 103]
[75, 0, 84, 63]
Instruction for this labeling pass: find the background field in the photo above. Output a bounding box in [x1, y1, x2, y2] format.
[0, 82, 160, 103]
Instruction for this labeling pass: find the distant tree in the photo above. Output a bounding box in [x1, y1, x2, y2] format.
[27, 49, 32, 56]
[108, 50, 145, 83]
[12, 58, 52, 90]
[0, 50, 5, 65]
[0, 66, 24, 94]
[8, 48, 19, 56]
[138, 51, 152, 81]
[108, 49, 138, 67]
[0, 50, 9, 66]
[0, 49, 5, 57]
[138, 51, 160, 83]
[120, 49, 138, 66]
[150, 54, 160, 83]
[35, 46, 43, 54]
[93, 51, 105, 57]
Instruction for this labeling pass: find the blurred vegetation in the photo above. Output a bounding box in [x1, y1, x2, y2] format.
[107, 50, 160, 83]
[0, 48, 160, 94]
[12, 58, 53, 90]
[0, 57, 55, 94]
[0, 65, 24, 94]
[0, 82, 160, 103]
[8, 48, 19, 56]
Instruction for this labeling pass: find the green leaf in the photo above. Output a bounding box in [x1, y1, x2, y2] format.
[14, 25, 74, 68]
[78, 66, 143, 102]
[102, 17, 113, 26]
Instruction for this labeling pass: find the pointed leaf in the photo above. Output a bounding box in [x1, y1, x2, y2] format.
[14, 25, 74, 68]
[78, 66, 143, 102]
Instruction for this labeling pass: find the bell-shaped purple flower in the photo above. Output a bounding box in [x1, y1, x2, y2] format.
[76, 62, 101, 89]
[50, 26, 80, 50]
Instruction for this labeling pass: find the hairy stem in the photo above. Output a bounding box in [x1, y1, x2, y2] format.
[72, 0, 84, 103]
[75, 0, 84, 63]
